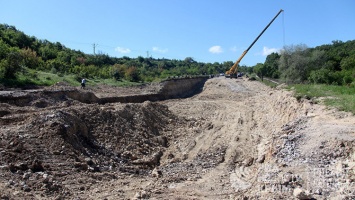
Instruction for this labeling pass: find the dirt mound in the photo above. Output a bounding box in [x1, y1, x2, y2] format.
[0, 100, 184, 199]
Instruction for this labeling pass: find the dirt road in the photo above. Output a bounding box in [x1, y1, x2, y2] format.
[0, 77, 354, 199]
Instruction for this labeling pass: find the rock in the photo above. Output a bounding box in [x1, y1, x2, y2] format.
[74, 162, 88, 171]
[293, 187, 313, 199]
[242, 157, 254, 166]
[85, 157, 94, 165]
[42, 173, 51, 183]
[133, 190, 148, 199]
[30, 160, 44, 172]
[10, 163, 28, 172]
[256, 154, 265, 163]
[152, 136, 168, 147]
[132, 150, 163, 167]
[6, 180, 15, 187]
[167, 153, 175, 159]
[22, 185, 31, 192]
[0, 194, 9, 200]
[152, 167, 162, 177]
[314, 188, 322, 195]
[22, 172, 31, 179]
[0, 165, 9, 170]
[88, 166, 100, 172]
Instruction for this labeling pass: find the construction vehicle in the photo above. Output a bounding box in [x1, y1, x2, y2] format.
[225, 9, 284, 78]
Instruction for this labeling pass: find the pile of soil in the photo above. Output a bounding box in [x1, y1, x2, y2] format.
[0, 95, 185, 199]
[0, 77, 354, 199]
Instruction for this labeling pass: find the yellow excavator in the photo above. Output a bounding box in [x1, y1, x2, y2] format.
[225, 9, 284, 78]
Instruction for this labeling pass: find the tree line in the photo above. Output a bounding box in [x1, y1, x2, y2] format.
[1, 23, 354, 86]
[0, 24, 230, 84]
[253, 40, 355, 86]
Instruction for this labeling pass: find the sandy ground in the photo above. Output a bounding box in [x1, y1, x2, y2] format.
[0, 77, 354, 199]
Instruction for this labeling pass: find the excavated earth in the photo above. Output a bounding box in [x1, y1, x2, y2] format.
[0, 77, 354, 199]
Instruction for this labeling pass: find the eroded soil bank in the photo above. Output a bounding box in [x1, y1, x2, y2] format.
[0, 77, 354, 199]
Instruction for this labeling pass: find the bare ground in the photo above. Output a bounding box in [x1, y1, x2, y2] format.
[0, 77, 354, 199]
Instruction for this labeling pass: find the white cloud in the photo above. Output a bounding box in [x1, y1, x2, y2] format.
[115, 47, 131, 54]
[262, 46, 279, 56]
[152, 46, 168, 53]
[209, 45, 223, 54]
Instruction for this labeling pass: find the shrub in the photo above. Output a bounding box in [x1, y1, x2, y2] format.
[343, 75, 353, 85]
[2, 51, 23, 79]
[308, 68, 334, 84]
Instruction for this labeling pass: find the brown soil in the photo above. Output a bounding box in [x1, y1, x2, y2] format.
[0, 77, 354, 199]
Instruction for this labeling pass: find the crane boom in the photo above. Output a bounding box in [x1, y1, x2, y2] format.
[226, 9, 284, 78]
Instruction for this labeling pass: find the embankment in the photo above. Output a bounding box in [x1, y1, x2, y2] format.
[100, 77, 207, 103]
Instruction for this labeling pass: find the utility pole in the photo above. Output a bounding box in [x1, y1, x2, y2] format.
[93, 43, 98, 55]
[146, 51, 149, 58]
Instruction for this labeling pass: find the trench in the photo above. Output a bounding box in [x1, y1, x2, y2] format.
[0, 77, 208, 106]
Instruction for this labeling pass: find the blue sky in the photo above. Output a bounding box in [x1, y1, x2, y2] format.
[1, 0, 354, 66]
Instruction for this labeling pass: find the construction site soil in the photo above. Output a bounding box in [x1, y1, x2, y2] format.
[0, 77, 354, 199]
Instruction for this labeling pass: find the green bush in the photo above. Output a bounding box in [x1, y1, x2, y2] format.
[309, 69, 331, 84]
[343, 75, 353, 85]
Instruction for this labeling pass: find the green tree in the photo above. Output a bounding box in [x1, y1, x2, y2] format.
[20, 48, 40, 69]
[39, 45, 57, 61]
[254, 63, 266, 81]
[1, 49, 23, 79]
[279, 44, 310, 83]
[125, 66, 140, 82]
[264, 52, 280, 78]
[47, 60, 67, 74]
[340, 54, 355, 70]
[184, 57, 195, 64]
[57, 50, 72, 65]
[309, 68, 332, 84]
[111, 64, 127, 80]
[0, 39, 10, 60]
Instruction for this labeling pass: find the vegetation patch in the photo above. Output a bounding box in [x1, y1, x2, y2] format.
[288, 84, 355, 114]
